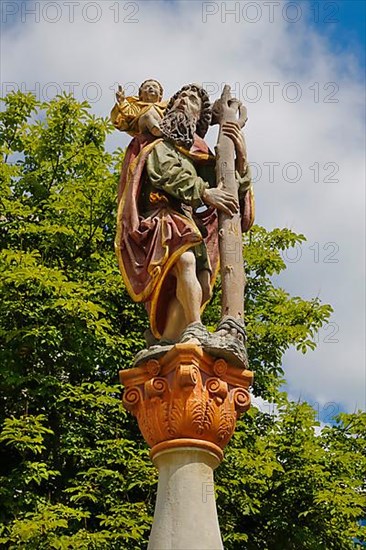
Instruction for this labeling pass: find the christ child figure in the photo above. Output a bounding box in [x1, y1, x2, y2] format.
[111, 79, 167, 137]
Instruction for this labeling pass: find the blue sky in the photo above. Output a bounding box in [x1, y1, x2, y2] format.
[303, 0, 365, 66]
[1, 1, 365, 68]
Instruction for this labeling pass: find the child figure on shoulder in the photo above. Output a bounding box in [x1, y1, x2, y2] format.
[111, 79, 167, 138]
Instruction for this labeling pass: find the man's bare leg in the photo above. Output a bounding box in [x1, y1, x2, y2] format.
[172, 250, 202, 325]
[161, 251, 205, 342]
[198, 269, 212, 306]
[160, 297, 187, 341]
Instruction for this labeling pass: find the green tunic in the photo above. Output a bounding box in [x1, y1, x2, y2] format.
[144, 140, 252, 273]
[146, 140, 251, 209]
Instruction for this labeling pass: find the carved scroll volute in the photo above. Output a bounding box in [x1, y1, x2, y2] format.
[232, 387, 251, 415]
[206, 377, 228, 403]
[146, 359, 161, 377]
[177, 364, 199, 388]
[213, 359, 228, 378]
[145, 377, 168, 399]
[123, 386, 143, 413]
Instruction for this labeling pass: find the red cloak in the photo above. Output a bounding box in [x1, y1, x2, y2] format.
[115, 134, 219, 338]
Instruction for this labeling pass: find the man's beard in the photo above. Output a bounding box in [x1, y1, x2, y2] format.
[159, 110, 196, 149]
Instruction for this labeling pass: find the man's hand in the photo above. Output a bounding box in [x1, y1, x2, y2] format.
[116, 84, 125, 105]
[202, 182, 239, 215]
[222, 121, 247, 176]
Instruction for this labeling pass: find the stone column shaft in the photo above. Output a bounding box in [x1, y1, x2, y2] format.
[148, 447, 223, 550]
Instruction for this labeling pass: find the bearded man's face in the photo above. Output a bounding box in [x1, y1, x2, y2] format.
[159, 90, 202, 149]
[171, 90, 202, 120]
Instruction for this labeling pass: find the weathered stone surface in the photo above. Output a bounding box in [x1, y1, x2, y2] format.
[134, 318, 249, 369]
[148, 447, 223, 550]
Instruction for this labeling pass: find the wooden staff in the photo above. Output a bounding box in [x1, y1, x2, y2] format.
[213, 85, 248, 320]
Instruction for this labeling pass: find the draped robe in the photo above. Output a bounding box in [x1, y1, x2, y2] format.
[115, 133, 254, 338]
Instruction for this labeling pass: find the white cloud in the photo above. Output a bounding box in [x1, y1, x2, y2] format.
[1, 0, 365, 412]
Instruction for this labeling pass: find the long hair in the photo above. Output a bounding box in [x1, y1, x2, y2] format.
[164, 84, 211, 138]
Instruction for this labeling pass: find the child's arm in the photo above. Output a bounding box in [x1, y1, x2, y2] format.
[138, 107, 163, 137]
[111, 85, 140, 131]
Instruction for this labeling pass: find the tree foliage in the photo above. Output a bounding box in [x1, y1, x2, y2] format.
[0, 92, 364, 548]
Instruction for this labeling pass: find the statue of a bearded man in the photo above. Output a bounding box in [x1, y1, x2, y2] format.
[115, 84, 254, 364]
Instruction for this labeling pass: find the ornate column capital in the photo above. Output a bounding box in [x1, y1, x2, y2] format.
[119, 343, 253, 462]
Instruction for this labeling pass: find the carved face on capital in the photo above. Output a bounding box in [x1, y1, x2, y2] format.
[139, 80, 163, 103]
[171, 89, 202, 123]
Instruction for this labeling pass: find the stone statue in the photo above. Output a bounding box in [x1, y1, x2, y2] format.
[111, 79, 167, 137]
[114, 83, 254, 367]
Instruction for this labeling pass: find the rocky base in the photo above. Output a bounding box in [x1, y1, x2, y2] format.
[134, 317, 248, 369]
